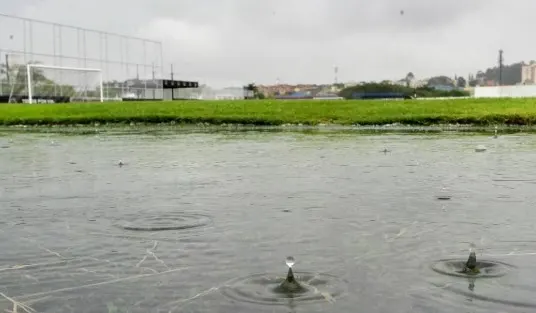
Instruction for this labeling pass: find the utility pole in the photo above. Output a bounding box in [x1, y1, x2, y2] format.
[170, 64, 174, 100]
[498, 49, 504, 86]
[152, 62, 155, 99]
[5, 35, 14, 88]
[5, 54, 10, 86]
[334, 66, 338, 85]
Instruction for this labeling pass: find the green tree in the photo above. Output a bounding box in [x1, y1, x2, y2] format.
[405, 72, 415, 87]
[0, 61, 77, 100]
[457, 77, 467, 88]
[338, 81, 470, 99]
[244, 83, 265, 99]
[427, 76, 454, 87]
[479, 62, 523, 85]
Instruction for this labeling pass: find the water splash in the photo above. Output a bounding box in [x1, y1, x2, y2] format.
[286, 256, 295, 268]
[221, 256, 347, 305]
[469, 242, 476, 254]
[431, 243, 514, 278]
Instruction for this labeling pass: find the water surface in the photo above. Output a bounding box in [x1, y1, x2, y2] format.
[1, 130, 536, 312]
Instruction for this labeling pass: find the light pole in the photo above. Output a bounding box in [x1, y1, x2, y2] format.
[498, 49, 504, 86]
[2, 35, 14, 96]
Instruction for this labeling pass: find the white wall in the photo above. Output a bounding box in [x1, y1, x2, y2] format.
[474, 85, 536, 98]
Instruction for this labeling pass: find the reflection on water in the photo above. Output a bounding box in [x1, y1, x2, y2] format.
[1, 131, 536, 312]
[430, 258, 514, 278]
[115, 212, 212, 232]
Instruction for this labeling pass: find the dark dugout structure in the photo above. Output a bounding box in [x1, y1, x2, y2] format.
[122, 79, 199, 101]
[164, 79, 199, 100]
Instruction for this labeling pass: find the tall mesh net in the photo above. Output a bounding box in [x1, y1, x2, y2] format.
[0, 13, 165, 102]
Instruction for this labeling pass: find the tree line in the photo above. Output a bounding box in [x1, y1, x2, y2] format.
[338, 81, 470, 99]
[0, 62, 78, 98]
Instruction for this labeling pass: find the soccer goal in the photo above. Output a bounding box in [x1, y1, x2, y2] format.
[26, 64, 103, 103]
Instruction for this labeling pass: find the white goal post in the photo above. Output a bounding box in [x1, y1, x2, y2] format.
[26, 64, 104, 104]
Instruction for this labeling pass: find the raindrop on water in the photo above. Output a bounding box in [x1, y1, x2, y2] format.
[286, 256, 295, 268]
[469, 242, 476, 253]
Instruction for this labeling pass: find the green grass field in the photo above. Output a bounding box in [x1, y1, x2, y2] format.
[1, 98, 536, 126]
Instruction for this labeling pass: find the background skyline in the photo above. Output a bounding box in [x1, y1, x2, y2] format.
[1, 0, 534, 87]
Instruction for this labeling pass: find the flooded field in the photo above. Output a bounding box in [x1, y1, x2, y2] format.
[1, 129, 536, 312]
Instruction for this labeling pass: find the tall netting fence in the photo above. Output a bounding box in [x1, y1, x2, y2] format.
[0, 13, 164, 103]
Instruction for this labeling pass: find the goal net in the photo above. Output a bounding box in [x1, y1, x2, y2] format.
[27, 64, 103, 103]
[0, 54, 28, 103]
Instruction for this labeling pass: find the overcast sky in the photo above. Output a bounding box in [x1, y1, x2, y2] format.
[1, 0, 534, 86]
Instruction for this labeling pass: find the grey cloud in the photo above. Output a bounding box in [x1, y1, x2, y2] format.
[1, 0, 535, 85]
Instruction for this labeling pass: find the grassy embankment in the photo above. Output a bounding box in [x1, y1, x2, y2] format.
[1, 98, 536, 126]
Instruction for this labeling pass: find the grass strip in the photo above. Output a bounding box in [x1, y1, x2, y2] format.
[1, 98, 536, 126]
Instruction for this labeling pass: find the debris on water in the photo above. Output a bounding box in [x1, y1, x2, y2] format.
[475, 145, 487, 152]
[436, 187, 451, 200]
[282, 209, 291, 213]
[118, 160, 124, 167]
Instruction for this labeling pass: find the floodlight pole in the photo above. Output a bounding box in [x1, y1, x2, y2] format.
[498, 49, 504, 86]
[170, 64, 174, 100]
[5, 54, 10, 86]
[152, 62, 155, 99]
[99, 73, 104, 102]
[27, 64, 32, 104]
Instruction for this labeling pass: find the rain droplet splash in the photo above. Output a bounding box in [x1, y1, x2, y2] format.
[469, 242, 476, 253]
[115, 213, 212, 232]
[220, 272, 348, 305]
[431, 243, 514, 278]
[286, 256, 295, 268]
